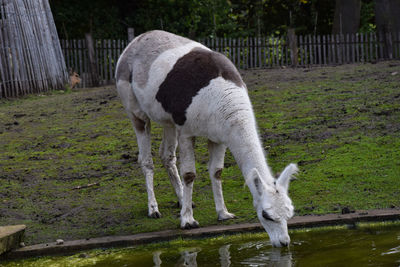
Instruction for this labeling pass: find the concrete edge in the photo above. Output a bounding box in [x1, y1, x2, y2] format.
[3, 208, 400, 260]
[0, 225, 26, 255]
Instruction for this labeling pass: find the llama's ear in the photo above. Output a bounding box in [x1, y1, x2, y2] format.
[277, 163, 298, 192]
[250, 168, 263, 196]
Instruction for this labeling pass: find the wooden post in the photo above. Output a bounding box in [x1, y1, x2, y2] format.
[249, 37, 253, 68]
[267, 37, 271, 67]
[378, 32, 384, 59]
[258, 37, 262, 68]
[237, 38, 241, 69]
[128, 28, 135, 42]
[309, 35, 313, 65]
[85, 33, 99, 87]
[323, 35, 327, 65]
[346, 34, 350, 63]
[369, 32, 373, 61]
[385, 31, 393, 59]
[299, 35, 303, 66]
[317, 35, 322, 65]
[337, 34, 342, 64]
[360, 33, 364, 62]
[355, 33, 359, 62]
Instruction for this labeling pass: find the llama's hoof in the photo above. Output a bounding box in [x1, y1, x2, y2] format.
[218, 212, 236, 221]
[182, 220, 199, 229]
[149, 211, 162, 218]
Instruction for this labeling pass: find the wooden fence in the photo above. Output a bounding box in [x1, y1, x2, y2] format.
[0, 0, 67, 98]
[61, 39, 129, 88]
[62, 31, 400, 88]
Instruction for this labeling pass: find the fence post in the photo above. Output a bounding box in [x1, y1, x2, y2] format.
[288, 28, 298, 67]
[85, 33, 100, 87]
[385, 31, 393, 59]
[128, 28, 135, 42]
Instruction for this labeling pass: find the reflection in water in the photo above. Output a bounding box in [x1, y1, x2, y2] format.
[176, 250, 199, 267]
[152, 243, 292, 267]
[240, 247, 292, 267]
[153, 249, 201, 267]
[269, 248, 292, 267]
[219, 245, 231, 267]
[153, 251, 162, 266]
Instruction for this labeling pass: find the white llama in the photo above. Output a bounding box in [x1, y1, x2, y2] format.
[115, 30, 298, 247]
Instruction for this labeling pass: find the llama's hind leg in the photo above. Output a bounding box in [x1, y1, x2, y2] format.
[179, 135, 199, 229]
[136, 119, 161, 218]
[208, 141, 236, 221]
[117, 81, 160, 218]
[159, 126, 183, 206]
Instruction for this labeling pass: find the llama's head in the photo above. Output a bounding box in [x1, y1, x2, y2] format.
[250, 163, 298, 247]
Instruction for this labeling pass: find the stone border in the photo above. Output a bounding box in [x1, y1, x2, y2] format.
[0, 225, 26, 255]
[3, 208, 400, 260]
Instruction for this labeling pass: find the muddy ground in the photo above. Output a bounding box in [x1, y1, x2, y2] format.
[1, 61, 399, 245]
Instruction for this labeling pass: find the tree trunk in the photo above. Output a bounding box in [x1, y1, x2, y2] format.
[85, 33, 99, 87]
[128, 28, 135, 42]
[375, 0, 400, 59]
[288, 28, 298, 67]
[332, 0, 361, 35]
[375, 0, 400, 32]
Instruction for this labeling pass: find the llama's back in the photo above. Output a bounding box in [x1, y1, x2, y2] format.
[116, 30, 250, 138]
[116, 30, 193, 88]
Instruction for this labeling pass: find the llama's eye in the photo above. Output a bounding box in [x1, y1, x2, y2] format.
[262, 210, 274, 221]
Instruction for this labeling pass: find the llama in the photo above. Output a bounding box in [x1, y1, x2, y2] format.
[115, 30, 298, 247]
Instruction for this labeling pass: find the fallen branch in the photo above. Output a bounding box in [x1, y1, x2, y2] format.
[71, 177, 114, 190]
[72, 182, 99, 190]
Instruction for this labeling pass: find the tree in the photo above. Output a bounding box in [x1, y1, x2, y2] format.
[375, 0, 400, 58]
[375, 0, 400, 33]
[50, 0, 123, 39]
[332, 0, 361, 34]
[49, 0, 377, 39]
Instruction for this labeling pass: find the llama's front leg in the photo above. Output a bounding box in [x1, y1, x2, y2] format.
[208, 141, 236, 221]
[159, 126, 183, 206]
[179, 135, 199, 229]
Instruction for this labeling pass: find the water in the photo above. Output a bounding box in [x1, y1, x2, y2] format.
[2, 222, 400, 266]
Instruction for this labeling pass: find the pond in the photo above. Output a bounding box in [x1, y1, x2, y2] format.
[2, 222, 400, 266]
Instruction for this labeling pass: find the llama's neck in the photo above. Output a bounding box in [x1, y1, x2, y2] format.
[226, 118, 274, 186]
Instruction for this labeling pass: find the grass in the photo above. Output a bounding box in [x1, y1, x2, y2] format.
[0, 61, 399, 245]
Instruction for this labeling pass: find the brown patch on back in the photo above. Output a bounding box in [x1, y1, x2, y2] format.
[116, 30, 192, 87]
[214, 168, 223, 180]
[156, 47, 245, 125]
[183, 172, 196, 185]
[210, 51, 245, 88]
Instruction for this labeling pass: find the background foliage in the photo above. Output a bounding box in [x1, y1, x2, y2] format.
[50, 0, 376, 39]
